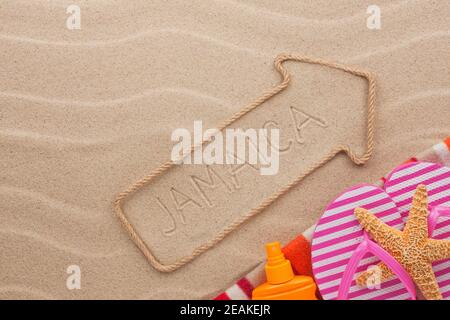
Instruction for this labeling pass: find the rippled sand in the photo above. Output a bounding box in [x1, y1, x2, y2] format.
[1, 0, 449, 299]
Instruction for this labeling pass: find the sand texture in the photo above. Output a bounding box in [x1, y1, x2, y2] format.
[1, 0, 449, 299]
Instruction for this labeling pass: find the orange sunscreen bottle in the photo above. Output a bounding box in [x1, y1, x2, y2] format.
[252, 242, 317, 300]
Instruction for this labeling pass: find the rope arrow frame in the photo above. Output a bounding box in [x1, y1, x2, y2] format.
[114, 54, 376, 272]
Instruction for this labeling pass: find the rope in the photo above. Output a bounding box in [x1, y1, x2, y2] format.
[113, 53, 377, 272]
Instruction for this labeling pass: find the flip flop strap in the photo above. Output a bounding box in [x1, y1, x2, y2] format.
[428, 205, 450, 237]
[337, 232, 416, 300]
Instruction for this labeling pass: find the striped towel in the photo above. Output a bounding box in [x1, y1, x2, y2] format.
[214, 137, 450, 300]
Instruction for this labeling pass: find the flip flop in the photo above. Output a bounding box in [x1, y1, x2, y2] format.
[311, 184, 408, 300]
[312, 161, 450, 300]
[384, 161, 450, 299]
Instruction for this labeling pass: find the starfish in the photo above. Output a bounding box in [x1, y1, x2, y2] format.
[354, 184, 450, 300]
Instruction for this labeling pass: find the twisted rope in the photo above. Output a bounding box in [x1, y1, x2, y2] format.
[114, 53, 377, 272]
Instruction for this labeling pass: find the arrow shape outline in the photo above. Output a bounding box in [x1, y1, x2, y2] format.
[113, 53, 376, 273]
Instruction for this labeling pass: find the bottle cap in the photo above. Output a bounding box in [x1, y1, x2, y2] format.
[265, 242, 295, 284]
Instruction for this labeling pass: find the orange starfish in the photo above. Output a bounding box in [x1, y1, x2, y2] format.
[354, 184, 450, 300]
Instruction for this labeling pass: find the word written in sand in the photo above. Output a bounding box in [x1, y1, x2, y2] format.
[115, 53, 375, 272]
[171, 120, 280, 175]
[157, 107, 327, 236]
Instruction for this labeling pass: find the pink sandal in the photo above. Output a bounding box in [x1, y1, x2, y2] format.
[312, 161, 450, 300]
[338, 205, 450, 300]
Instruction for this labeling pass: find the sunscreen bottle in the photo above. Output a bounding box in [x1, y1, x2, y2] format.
[252, 242, 317, 300]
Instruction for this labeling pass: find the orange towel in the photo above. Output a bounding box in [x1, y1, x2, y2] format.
[282, 235, 313, 277]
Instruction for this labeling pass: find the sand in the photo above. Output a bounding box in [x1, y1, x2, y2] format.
[1, 0, 449, 299]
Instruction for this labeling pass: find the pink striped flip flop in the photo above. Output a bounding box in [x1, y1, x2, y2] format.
[312, 161, 450, 300]
[384, 162, 450, 299]
[311, 184, 408, 300]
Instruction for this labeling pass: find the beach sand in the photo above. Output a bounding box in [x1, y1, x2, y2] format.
[1, 0, 449, 299]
